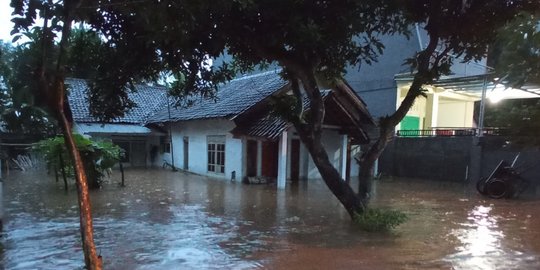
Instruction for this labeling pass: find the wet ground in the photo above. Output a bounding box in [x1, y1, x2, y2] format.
[1, 168, 540, 269]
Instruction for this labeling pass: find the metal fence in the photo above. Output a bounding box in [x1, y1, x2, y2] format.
[396, 128, 505, 137]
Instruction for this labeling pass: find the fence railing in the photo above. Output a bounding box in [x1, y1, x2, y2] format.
[396, 128, 506, 137]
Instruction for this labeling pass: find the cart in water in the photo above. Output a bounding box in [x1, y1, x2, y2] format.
[476, 153, 531, 199]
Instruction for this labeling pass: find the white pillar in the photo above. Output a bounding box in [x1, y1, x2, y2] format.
[478, 76, 488, 137]
[431, 93, 439, 128]
[256, 141, 262, 176]
[340, 134, 348, 180]
[277, 131, 288, 189]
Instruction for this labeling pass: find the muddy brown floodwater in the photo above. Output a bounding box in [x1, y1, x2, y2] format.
[1, 168, 540, 269]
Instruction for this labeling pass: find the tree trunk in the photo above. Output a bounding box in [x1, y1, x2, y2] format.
[357, 21, 443, 203]
[54, 165, 59, 182]
[40, 2, 103, 268]
[58, 152, 68, 191]
[296, 125, 365, 218]
[357, 76, 430, 202]
[56, 80, 102, 269]
[289, 69, 365, 218]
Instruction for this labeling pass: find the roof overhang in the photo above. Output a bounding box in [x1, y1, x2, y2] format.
[395, 73, 540, 102]
[231, 89, 371, 144]
[74, 123, 165, 136]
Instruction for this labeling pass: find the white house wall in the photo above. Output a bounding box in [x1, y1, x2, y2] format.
[164, 119, 358, 182]
[437, 100, 475, 127]
[166, 119, 243, 181]
[298, 129, 353, 179]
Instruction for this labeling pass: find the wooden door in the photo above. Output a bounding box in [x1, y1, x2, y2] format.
[261, 141, 279, 178]
[246, 140, 258, 177]
[290, 139, 300, 181]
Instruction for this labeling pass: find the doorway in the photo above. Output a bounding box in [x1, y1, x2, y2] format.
[131, 141, 147, 167]
[246, 140, 258, 177]
[261, 141, 279, 178]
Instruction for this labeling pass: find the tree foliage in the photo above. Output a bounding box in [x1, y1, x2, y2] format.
[0, 26, 114, 135]
[485, 99, 540, 147]
[354, 208, 408, 232]
[0, 42, 14, 114]
[493, 12, 540, 87]
[0, 36, 57, 135]
[485, 12, 540, 147]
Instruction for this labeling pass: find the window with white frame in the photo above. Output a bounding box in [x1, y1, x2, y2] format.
[207, 135, 225, 173]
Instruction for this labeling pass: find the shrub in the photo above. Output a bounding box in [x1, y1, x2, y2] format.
[34, 134, 123, 189]
[354, 208, 408, 232]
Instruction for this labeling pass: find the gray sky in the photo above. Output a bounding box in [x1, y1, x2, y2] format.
[1, 1, 15, 42]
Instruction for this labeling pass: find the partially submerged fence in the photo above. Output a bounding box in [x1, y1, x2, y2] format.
[396, 127, 505, 137]
[379, 136, 540, 185]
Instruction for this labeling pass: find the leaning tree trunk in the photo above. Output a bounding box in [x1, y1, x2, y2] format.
[295, 125, 365, 218]
[358, 77, 427, 202]
[289, 70, 365, 218]
[55, 79, 103, 270]
[357, 20, 443, 203]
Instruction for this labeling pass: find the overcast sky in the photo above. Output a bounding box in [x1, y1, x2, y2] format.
[1, 1, 15, 43]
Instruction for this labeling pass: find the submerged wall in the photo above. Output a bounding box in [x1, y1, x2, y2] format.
[166, 119, 244, 181]
[379, 136, 540, 186]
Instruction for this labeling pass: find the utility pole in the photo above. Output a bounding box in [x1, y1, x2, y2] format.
[166, 94, 177, 171]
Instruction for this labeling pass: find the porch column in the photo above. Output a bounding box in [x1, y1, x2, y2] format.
[277, 131, 288, 189]
[241, 139, 247, 181]
[340, 134, 348, 180]
[256, 141, 262, 176]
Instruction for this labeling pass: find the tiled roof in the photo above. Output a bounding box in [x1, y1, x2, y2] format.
[148, 70, 288, 123]
[232, 91, 332, 140]
[67, 78, 168, 124]
[237, 114, 289, 140]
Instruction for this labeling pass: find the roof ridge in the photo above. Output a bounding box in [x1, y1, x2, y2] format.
[65, 77, 168, 90]
[230, 68, 283, 82]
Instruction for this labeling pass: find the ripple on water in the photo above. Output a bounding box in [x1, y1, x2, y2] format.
[2, 170, 540, 269]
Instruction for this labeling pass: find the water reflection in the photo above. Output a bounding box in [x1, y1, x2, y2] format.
[445, 205, 505, 269]
[444, 203, 540, 270]
[1, 170, 540, 269]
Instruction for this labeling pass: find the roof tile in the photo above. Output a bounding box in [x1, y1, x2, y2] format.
[67, 78, 168, 124]
[147, 70, 287, 123]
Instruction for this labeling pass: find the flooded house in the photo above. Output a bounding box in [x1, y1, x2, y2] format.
[67, 71, 375, 187]
[148, 70, 374, 187]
